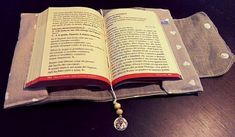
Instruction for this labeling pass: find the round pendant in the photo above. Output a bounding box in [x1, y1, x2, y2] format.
[114, 116, 128, 131]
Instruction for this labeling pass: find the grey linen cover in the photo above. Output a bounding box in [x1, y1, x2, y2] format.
[4, 9, 234, 108]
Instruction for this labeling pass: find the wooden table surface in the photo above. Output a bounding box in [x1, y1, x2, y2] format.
[0, 0, 234, 137]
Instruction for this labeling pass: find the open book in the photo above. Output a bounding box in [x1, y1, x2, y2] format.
[26, 7, 182, 89]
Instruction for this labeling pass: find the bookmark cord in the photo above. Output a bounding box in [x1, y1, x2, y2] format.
[110, 85, 117, 104]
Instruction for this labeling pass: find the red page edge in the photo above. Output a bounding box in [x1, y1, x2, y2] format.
[25, 74, 111, 87]
[112, 73, 181, 86]
[26, 73, 181, 88]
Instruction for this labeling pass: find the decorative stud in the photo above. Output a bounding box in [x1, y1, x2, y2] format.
[189, 79, 196, 86]
[204, 23, 211, 29]
[170, 31, 176, 35]
[32, 98, 39, 102]
[220, 53, 229, 59]
[165, 18, 170, 22]
[176, 44, 182, 50]
[183, 61, 190, 66]
[161, 18, 170, 25]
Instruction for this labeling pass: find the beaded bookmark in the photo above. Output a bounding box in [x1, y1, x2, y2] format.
[99, 9, 128, 131]
[110, 86, 128, 131]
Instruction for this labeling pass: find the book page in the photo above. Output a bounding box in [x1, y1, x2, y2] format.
[26, 9, 49, 85]
[39, 7, 110, 84]
[104, 9, 181, 85]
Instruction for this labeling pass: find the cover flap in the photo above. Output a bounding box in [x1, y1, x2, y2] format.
[4, 14, 48, 108]
[174, 12, 234, 77]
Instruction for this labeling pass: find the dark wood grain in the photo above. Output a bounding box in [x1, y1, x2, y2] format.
[0, 0, 234, 137]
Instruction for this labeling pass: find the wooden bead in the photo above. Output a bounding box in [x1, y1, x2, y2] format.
[116, 109, 123, 115]
[114, 102, 121, 109]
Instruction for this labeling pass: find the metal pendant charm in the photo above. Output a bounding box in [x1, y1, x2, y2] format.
[114, 116, 128, 131]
